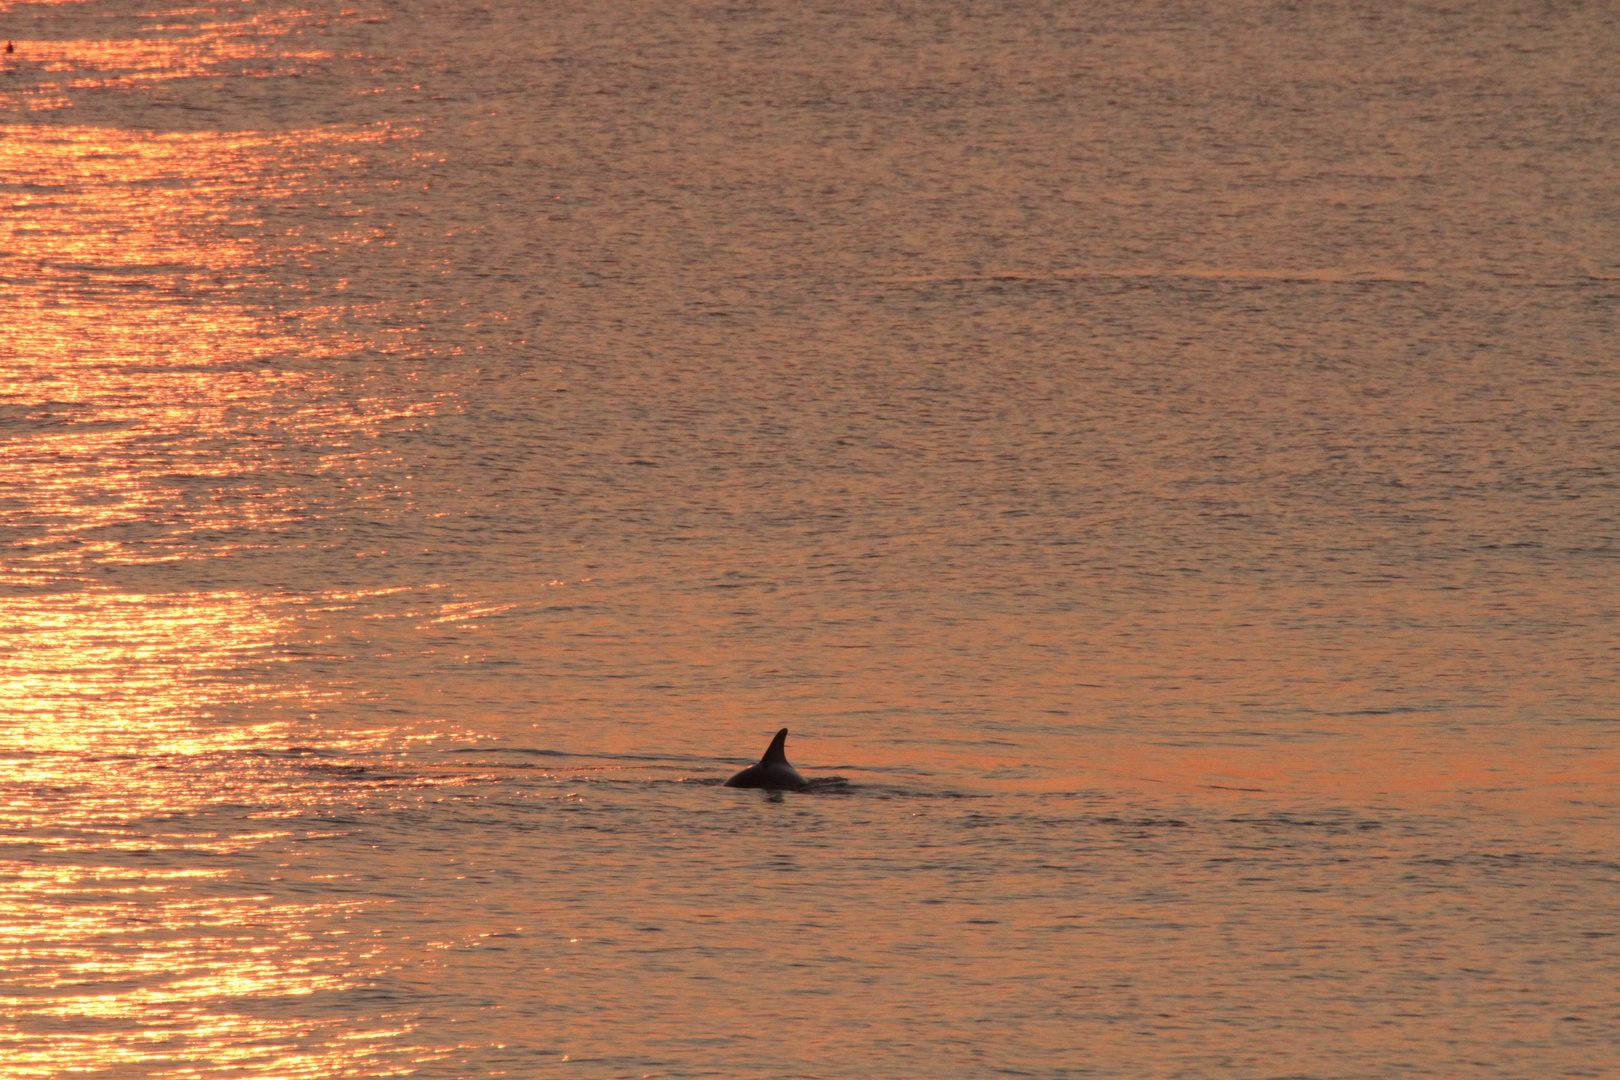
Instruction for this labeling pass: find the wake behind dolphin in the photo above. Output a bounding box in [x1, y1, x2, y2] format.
[724, 728, 808, 791]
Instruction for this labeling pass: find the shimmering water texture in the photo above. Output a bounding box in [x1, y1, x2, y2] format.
[1, 0, 1617, 1077]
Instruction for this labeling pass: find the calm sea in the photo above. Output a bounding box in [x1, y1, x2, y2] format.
[1, 0, 1616, 1076]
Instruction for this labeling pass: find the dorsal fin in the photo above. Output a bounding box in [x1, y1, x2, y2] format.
[761, 727, 790, 765]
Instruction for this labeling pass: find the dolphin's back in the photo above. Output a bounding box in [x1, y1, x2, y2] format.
[724, 727, 807, 790]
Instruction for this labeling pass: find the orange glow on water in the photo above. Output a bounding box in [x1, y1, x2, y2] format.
[0, 865, 400, 1079]
[0, 584, 414, 1075]
[0, 118, 439, 593]
[14, 31, 332, 85]
[0, 3, 357, 105]
[0, 590, 338, 857]
[0, 1, 1613, 1076]
[0, 592, 287, 754]
[0, 121, 396, 308]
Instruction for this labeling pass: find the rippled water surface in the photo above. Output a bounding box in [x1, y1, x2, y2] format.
[2, 0, 1617, 1076]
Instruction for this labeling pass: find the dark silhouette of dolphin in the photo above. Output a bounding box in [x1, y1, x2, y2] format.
[724, 728, 807, 790]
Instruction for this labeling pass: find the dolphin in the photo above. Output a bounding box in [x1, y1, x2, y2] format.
[723, 728, 808, 790]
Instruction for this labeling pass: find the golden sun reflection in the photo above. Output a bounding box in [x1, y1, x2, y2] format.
[0, 591, 289, 755]
[0, 121, 399, 313]
[0, 6, 433, 1075]
[0, 116, 438, 593]
[0, 2, 374, 110]
[0, 590, 319, 835]
[0, 586, 416, 1076]
[0, 863, 407, 1078]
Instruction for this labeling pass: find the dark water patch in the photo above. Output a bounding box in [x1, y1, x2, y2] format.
[1096, 817, 1190, 829]
[447, 746, 727, 766]
[1228, 815, 1386, 833]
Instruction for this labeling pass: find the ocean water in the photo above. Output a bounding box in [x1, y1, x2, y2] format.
[1, 0, 1617, 1076]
